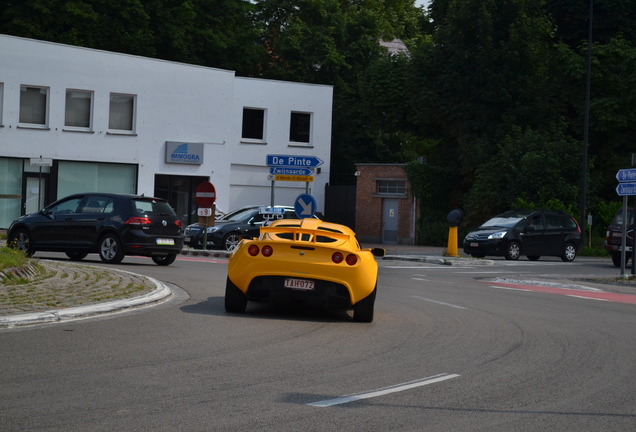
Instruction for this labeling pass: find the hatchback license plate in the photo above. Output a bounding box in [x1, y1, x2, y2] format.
[284, 278, 314, 290]
[470, 242, 479, 247]
[156, 238, 175, 245]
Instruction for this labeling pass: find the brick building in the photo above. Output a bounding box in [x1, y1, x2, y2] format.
[354, 163, 418, 245]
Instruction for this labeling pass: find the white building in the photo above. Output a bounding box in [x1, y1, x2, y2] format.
[0, 34, 333, 229]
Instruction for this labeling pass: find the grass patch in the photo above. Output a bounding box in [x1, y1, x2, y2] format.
[0, 247, 30, 271]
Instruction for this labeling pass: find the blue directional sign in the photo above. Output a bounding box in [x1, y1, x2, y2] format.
[269, 167, 314, 176]
[616, 168, 636, 182]
[294, 193, 317, 219]
[267, 154, 324, 168]
[616, 182, 636, 196]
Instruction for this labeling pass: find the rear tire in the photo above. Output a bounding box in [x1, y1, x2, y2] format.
[152, 253, 177, 266]
[612, 252, 630, 267]
[353, 286, 376, 323]
[98, 233, 125, 264]
[225, 277, 247, 313]
[561, 243, 577, 262]
[66, 252, 88, 261]
[505, 242, 521, 260]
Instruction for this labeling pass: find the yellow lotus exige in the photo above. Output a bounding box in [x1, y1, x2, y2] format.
[225, 218, 385, 322]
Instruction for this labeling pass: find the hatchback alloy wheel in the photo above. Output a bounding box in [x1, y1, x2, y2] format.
[505, 241, 521, 260]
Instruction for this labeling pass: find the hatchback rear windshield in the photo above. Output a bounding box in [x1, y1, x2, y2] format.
[133, 199, 176, 216]
[612, 208, 634, 225]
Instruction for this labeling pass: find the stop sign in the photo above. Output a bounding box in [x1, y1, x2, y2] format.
[195, 181, 216, 207]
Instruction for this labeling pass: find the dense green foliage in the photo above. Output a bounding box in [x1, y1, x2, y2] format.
[2, 0, 635, 244]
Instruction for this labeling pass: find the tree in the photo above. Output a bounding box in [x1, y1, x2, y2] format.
[255, 0, 425, 183]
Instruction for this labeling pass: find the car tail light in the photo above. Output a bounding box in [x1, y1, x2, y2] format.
[125, 217, 152, 225]
[248, 245, 260, 256]
[262, 245, 273, 257]
[345, 254, 358, 266]
[175, 220, 183, 227]
[332, 252, 344, 263]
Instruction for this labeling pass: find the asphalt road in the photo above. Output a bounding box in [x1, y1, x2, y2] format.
[1, 254, 635, 431]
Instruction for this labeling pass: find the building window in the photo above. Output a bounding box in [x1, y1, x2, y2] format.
[289, 112, 311, 143]
[109, 93, 135, 132]
[377, 180, 406, 195]
[19, 85, 49, 126]
[65, 89, 93, 129]
[242, 108, 265, 140]
[57, 161, 137, 198]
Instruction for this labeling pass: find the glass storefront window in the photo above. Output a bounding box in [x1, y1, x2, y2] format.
[0, 158, 23, 229]
[57, 161, 137, 199]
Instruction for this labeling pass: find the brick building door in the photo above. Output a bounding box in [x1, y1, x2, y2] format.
[382, 199, 399, 244]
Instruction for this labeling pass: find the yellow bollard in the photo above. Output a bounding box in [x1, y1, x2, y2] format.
[446, 226, 459, 257]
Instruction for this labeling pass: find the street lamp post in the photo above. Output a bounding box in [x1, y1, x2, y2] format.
[580, 0, 593, 246]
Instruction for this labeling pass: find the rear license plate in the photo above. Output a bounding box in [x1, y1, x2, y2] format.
[470, 242, 479, 247]
[156, 238, 175, 245]
[284, 278, 315, 290]
[185, 237, 191, 242]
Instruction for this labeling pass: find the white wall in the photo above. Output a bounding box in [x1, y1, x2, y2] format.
[0, 34, 332, 213]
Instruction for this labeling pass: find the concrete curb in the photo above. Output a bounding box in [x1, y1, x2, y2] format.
[382, 255, 495, 266]
[0, 272, 171, 328]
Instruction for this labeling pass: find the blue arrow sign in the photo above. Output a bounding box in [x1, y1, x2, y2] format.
[616, 182, 636, 196]
[616, 168, 636, 182]
[294, 193, 317, 219]
[267, 154, 324, 168]
[269, 167, 314, 176]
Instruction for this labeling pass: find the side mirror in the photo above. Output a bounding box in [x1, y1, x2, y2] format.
[371, 248, 386, 257]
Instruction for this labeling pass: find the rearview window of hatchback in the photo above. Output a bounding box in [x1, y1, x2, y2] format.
[133, 199, 177, 216]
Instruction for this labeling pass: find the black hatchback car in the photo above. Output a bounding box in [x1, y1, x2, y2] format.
[7, 193, 184, 265]
[463, 210, 581, 261]
[604, 207, 634, 267]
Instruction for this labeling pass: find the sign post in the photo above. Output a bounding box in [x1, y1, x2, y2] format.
[266, 154, 323, 208]
[196, 182, 216, 250]
[615, 170, 636, 276]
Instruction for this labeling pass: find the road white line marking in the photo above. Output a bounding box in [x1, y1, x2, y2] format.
[385, 266, 445, 269]
[412, 277, 432, 281]
[455, 271, 517, 274]
[490, 285, 534, 292]
[307, 373, 460, 407]
[412, 296, 467, 309]
[568, 295, 609, 302]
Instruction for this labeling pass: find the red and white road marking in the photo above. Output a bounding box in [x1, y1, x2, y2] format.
[486, 281, 636, 305]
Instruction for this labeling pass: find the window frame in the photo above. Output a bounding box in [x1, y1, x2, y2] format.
[64, 89, 94, 131]
[289, 111, 312, 145]
[241, 107, 267, 143]
[376, 179, 407, 197]
[19, 85, 49, 128]
[108, 92, 136, 134]
[0, 82, 4, 127]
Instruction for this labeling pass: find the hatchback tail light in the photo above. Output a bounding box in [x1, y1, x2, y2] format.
[125, 217, 152, 225]
[175, 220, 183, 227]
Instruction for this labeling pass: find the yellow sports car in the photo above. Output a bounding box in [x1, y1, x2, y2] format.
[225, 218, 385, 322]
